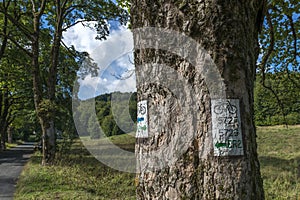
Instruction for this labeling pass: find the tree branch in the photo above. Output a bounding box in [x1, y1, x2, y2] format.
[30, 0, 36, 13]
[259, 10, 275, 75]
[286, 14, 298, 62]
[259, 9, 288, 126]
[36, 0, 47, 19]
[0, 7, 33, 40]
[63, 4, 86, 19]
[0, 12, 8, 59]
[0, 33, 33, 57]
[61, 19, 91, 32]
[61, 0, 69, 13]
[60, 40, 78, 59]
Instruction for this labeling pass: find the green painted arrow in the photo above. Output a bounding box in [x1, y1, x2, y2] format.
[215, 141, 227, 148]
[138, 125, 147, 131]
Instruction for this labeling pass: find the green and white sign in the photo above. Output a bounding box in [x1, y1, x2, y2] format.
[211, 99, 244, 156]
[136, 100, 149, 138]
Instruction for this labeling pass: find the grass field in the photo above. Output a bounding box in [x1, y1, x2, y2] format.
[14, 138, 136, 200]
[257, 125, 300, 199]
[14, 126, 299, 199]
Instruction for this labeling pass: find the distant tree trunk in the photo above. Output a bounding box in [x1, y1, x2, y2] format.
[0, 80, 10, 150]
[0, 128, 6, 151]
[7, 126, 12, 143]
[31, 13, 46, 162]
[29, 0, 56, 165]
[0, 12, 9, 149]
[43, 0, 66, 164]
[132, 0, 265, 199]
[0, 123, 7, 150]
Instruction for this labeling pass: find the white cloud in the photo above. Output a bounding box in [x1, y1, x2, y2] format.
[63, 22, 135, 100]
[63, 21, 100, 53]
[90, 27, 134, 68]
[77, 72, 136, 99]
[114, 53, 135, 70]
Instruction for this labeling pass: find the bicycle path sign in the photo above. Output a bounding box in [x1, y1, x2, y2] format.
[136, 100, 149, 138]
[211, 99, 244, 156]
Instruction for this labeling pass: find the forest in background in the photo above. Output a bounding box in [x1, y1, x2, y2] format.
[255, 72, 300, 126]
[76, 92, 137, 139]
[7, 70, 300, 141]
[70, 71, 300, 140]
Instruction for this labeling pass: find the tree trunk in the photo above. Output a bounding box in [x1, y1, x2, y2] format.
[132, 0, 265, 199]
[0, 9, 8, 60]
[0, 122, 7, 150]
[0, 129, 6, 150]
[43, 0, 66, 164]
[30, 0, 55, 165]
[7, 125, 12, 144]
[0, 10, 9, 150]
[31, 26, 48, 164]
[0, 81, 10, 150]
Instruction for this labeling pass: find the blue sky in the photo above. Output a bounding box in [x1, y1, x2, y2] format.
[63, 21, 136, 100]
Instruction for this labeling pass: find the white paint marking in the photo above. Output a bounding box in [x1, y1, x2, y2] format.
[211, 99, 244, 156]
[136, 100, 149, 138]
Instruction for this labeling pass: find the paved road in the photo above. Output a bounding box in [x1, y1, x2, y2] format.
[0, 142, 34, 200]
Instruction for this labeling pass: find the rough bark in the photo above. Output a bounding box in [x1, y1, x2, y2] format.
[132, 0, 265, 199]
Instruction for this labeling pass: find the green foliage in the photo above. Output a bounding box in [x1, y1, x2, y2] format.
[0, 0, 129, 149]
[97, 92, 137, 137]
[0, 38, 34, 145]
[77, 92, 137, 138]
[254, 72, 300, 126]
[256, 0, 299, 127]
[37, 99, 58, 121]
[259, 0, 299, 73]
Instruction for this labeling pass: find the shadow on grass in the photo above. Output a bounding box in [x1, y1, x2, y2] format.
[28, 155, 42, 164]
[259, 156, 300, 178]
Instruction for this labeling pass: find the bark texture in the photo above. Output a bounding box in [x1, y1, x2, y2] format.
[132, 0, 265, 199]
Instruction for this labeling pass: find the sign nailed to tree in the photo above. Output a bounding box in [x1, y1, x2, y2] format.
[211, 99, 244, 156]
[136, 100, 149, 138]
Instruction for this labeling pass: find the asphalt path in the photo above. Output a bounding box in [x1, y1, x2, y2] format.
[0, 142, 34, 200]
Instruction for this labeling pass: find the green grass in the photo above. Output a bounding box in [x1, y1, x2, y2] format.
[14, 126, 299, 199]
[5, 143, 18, 149]
[14, 138, 136, 200]
[80, 133, 135, 152]
[257, 125, 300, 199]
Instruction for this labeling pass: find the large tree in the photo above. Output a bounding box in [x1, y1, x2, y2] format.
[0, 0, 128, 164]
[132, 0, 265, 199]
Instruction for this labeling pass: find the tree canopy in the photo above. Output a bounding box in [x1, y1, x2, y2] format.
[257, 0, 299, 125]
[0, 0, 129, 159]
